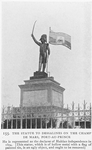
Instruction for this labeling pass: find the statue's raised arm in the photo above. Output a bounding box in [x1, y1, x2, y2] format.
[31, 33, 41, 46]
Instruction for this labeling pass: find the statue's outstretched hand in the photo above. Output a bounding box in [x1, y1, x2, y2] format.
[31, 33, 33, 37]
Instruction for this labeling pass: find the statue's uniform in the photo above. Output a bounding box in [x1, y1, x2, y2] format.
[40, 43, 49, 63]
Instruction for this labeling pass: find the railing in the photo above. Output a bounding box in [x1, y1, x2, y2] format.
[1, 101, 91, 129]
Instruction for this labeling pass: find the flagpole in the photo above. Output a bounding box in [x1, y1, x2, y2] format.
[46, 54, 48, 74]
[46, 27, 51, 75]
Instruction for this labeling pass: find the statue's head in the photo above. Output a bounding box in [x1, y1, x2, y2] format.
[40, 34, 47, 43]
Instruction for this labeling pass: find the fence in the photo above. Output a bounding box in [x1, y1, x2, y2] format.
[1, 101, 91, 129]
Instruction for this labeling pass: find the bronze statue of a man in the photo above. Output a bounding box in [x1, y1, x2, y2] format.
[31, 33, 50, 72]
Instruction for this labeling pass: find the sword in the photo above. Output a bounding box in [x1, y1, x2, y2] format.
[32, 20, 37, 34]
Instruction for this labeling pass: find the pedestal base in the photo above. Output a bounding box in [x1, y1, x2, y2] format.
[30, 71, 48, 79]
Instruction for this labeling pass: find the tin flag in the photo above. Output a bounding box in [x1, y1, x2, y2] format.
[49, 28, 71, 49]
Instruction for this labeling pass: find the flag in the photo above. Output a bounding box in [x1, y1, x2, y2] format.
[49, 28, 71, 49]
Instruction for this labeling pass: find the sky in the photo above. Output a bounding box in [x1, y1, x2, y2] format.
[1, 1, 91, 108]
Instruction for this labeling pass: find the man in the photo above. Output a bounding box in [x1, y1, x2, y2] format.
[31, 33, 50, 72]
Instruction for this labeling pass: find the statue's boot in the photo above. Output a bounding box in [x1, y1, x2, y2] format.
[42, 63, 46, 72]
[38, 62, 42, 72]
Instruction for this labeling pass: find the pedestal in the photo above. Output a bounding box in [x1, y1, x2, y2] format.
[19, 72, 65, 108]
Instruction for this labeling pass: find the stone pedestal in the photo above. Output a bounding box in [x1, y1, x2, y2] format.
[19, 72, 65, 108]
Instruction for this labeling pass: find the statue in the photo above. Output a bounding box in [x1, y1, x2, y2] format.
[31, 21, 50, 72]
